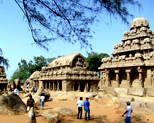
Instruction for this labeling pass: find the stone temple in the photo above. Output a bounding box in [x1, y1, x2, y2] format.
[31, 53, 99, 92]
[99, 17, 154, 96]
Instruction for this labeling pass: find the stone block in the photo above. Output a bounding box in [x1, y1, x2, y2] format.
[147, 88, 154, 97]
[128, 88, 145, 97]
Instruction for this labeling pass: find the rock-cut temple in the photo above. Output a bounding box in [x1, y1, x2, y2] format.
[99, 17, 154, 94]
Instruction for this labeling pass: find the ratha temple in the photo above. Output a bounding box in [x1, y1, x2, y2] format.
[99, 17, 154, 96]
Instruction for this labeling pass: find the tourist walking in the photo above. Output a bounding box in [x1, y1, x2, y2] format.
[84, 97, 90, 120]
[40, 93, 45, 110]
[77, 97, 83, 119]
[122, 101, 133, 123]
[27, 94, 35, 112]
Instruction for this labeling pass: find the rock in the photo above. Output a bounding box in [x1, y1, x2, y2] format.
[28, 107, 36, 123]
[37, 89, 50, 101]
[114, 88, 128, 97]
[53, 107, 77, 116]
[147, 88, 154, 97]
[0, 94, 26, 114]
[42, 111, 59, 123]
[146, 103, 154, 112]
[23, 93, 30, 98]
[128, 88, 145, 97]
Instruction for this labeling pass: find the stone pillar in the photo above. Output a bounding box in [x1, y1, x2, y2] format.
[49, 81, 51, 90]
[62, 80, 67, 92]
[105, 70, 110, 86]
[84, 82, 88, 92]
[53, 81, 55, 91]
[39, 80, 43, 89]
[115, 70, 120, 87]
[138, 67, 143, 87]
[126, 70, 131, 87]
[78, 82, 80, 92]
[57, 81, 60, 91]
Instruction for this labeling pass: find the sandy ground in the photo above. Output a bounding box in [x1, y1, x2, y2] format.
[0, 93, 154, 123]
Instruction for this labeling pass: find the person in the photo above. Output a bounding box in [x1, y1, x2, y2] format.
[122, 101, 133, 123]
[27, 94, 35, 112]
[14, 88, 17, 94]
[84, 97, 90, 120]
[17, 89, 19, 95]
[5, 88, 8, 96]
[33, 87, 35, 95]
[40, 93, 45, 110]
[77, 97, 83, 119]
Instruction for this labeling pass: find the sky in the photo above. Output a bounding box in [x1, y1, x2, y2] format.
[0, 0, 154, 80]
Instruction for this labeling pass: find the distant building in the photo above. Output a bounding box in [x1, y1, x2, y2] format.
[31, 53, 99, 92]
[99, 18, 154, 96]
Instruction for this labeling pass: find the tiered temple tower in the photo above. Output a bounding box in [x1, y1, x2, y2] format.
[99, 18, 154, 92]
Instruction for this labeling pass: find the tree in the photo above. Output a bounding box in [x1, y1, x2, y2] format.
[0, 48, 9, 69]
[14, 0, 141, 50]
[10, 55, 56, 82]
[86, 52, 109, 72]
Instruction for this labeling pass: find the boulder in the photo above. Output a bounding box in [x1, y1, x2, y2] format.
[28, 107, 36, 123]
[42, 111, 59, 123]
[37, 89, 50, 101]
[53, 107, 77, 116]
[0, 94, 26, 114]
[128, 88, 145, 97]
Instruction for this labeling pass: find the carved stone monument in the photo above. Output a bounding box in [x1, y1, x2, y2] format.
[31, 53, 99, 92]
[99, 17, 154, 96]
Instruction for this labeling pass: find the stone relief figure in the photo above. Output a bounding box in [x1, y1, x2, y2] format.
[101, 72, 106, 87]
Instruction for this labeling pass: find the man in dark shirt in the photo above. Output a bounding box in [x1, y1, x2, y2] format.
[84, 97, 90, 120]
[27, 94, 35, 112]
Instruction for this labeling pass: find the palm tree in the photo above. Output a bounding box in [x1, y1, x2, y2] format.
[0, 48, 9, 69]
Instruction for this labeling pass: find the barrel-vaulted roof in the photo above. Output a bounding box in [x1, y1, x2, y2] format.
[48, 53, 87, 68]
[30, 71, 40, 79]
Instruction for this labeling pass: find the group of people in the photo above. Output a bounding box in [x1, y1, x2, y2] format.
[77, 97, 133, 123]
[77, 97, 90, 120]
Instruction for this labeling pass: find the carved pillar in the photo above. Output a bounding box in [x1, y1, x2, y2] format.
[115, 70, 120, 87]
[49, 81, 51, 90]
[126, 69, 131, 87]
[78, 82, 80, 92]
[138, 67, 143, 87]
[105, 70, 110, 86]
[39, 80, 43, 89]
[57, 81, 60, 91]
[53, 81, 55, 91]
[84, 82, 88, 92]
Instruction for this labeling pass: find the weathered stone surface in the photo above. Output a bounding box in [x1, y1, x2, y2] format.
[147, 88, 154, 97]
[42, 111, 59, 123]
[0, 94, 26, 114]
[53, 107, 77, 116]
[128, 88, 145, 97]
[28, 107, 36, 123]
[114, 88, 128, 97]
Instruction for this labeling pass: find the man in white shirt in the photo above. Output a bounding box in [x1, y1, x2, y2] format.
[77, 97, 83, 119]
[122, 101, 133, 123]
[40, 93, 45, 110]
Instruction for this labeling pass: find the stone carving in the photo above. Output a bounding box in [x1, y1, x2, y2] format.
[31, 53, 99, 92]
[99, 17, 154, 96]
